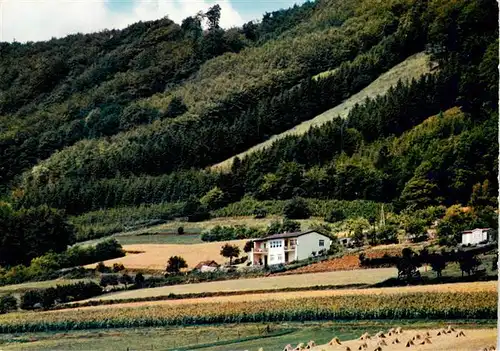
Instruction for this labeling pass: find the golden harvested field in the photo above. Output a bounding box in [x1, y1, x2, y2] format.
[71, 281, 495, 311]
[83, 268, 396, 302]
[308, 327, 498, 351]
[84, 240, 248, 270]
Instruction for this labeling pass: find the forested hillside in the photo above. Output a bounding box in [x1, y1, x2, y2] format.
[0, 0, 498, 253]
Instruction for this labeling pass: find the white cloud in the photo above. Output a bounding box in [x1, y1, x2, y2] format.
[0, 0, 245, 43]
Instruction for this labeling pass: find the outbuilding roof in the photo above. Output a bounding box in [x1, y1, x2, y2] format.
[462, 228, 492, 234]
[194, 260, 219, 269]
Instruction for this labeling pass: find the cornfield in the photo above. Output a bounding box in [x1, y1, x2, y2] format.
[0, 292, 495, 333]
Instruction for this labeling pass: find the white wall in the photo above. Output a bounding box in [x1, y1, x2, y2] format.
[267, 238, 285, 265]
[462, 229, 488, 245]
[296, 232, 332, 261]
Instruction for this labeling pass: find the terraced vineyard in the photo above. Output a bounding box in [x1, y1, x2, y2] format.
[0, 291, 495, 333]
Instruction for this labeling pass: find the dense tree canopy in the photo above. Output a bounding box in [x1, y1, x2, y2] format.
[0, 204, 75, 266]
[0, 0, 497, 256]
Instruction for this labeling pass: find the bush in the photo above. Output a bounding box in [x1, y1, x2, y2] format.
[56, 238, 124, 269]
[134, 273, 145, 287]
[253, 207, 267, 219]
[200, 187, 225, 210]
[243, 240, 254, 253]
[352, 226, 365, 247]
[367, 225, 398, 245]
[325, 209, 346, 223]
[166, 256, 188, 274]
[0, 294, 17, 314]
[188, 210, 211, 222]
[20, 290, 42, 310]
[177, 226, 184, 235]
[119, 273, 133, 287]
[267, 219, 300, 235]
[267, 263, 286, 273]
[359, 253, 400, 268]
[95, 262, 109, 273]
[220, 243, 240, 265]
[112, 263, 125, 273]
[410, 231, 429, 243]
[100, 274, 119, 287]
[377, 225, 399, 244]
[20, 282, 103, 310]
[201, 225, 265, 242]
[415, 206, 446, 225]
[233, 256, 248, 265]
[283, 197, 310, 219]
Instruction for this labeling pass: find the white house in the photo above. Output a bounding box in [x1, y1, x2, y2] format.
[250, 230, 332, 266]
[461, 228, 492, 245]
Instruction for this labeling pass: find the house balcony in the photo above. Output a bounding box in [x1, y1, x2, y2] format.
[253, 248, 268, 254]
[284, 245, 296, 251]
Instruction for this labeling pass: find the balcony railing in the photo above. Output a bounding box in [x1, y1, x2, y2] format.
[254, 248, 268, 253]
[285, 245, 296, 251]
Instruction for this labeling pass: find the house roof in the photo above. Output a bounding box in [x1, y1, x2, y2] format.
[194, 260, 219, 269]
[253, 230, 325, 242]
[462, 228, 492, 234]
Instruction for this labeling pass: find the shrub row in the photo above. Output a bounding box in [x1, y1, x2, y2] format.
[201, 225, 265, 242]
[0, 239, 124, 286]
[213, 197, 391, 221]
[20, 281, 103, 310]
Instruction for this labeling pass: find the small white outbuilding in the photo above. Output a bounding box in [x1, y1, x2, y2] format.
[461, 228, 491, 245]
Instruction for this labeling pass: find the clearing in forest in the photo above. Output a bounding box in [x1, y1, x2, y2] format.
[212, 52, 432, 171]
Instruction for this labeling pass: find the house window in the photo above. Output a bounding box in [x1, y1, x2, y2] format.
[277, 254, 283, 261]
[319, 239, 325, 247]
[269, 240, 282, 248]
[269, 255, 275, 261]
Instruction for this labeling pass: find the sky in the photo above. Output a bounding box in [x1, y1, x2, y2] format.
[0, 0, 304, 43]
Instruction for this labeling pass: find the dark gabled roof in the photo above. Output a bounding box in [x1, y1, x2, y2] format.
[253, 230, 326, 242]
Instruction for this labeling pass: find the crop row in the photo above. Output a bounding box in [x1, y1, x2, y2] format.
[0, 292, 496, 333]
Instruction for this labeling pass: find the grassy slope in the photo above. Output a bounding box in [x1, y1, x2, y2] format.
[211, 52, 432, 171]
